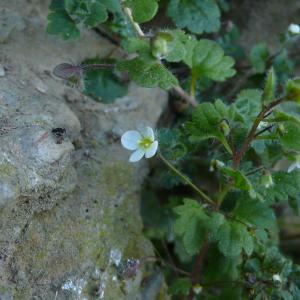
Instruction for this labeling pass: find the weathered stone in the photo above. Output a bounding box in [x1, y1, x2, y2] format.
[0, 8, 25, 43]
[230, 0, 300, 52]
[0, 0, 168, 299]
[0, 65, 5, 77]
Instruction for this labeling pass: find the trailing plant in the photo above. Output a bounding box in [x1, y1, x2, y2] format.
[47, 1, 300, 299]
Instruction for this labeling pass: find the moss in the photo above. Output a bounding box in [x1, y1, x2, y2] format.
[101, 161, 133, 198]
[0, 162, 15, 178]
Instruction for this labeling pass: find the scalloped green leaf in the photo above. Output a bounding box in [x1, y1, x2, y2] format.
[233, 197, 275, 229]
[212, 220, 254, 257]
[167, 0, 221, 34]
[117, 58, 178, 90]
[250, 43, 269, 74]
[47, 0, 80, 40]
[280, 121, 300, 152]
[124, 0, 158, 23]
[83, 59, 128, 103]
[173, 199, 209, 255]
[64, 0, 108, 27]
[256, 171, 300, 203]
[221, 167, 256, 198]
[186, 100, 233, 154]
[184, 39, 236, 82]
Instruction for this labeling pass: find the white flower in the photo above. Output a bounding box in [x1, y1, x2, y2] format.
[121, 127, 158, 162]
[287, 161, 300, 173]
[257, 121, 269, 131]
[192, 284, 203, 295]
[209, 159, 225, 172]
[272, 274, 282, 284]
[288, 23, 300, 35]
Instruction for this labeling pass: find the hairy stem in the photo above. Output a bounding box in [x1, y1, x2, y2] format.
[232, 97, 284, 169]
[158, 153, 215, 206]
[173, 86, 198, 107]
[81, 63, 115, 70]
[186, 241, 209, 300]
[122, 6, 198, 107]
[123, 7, 145, 37]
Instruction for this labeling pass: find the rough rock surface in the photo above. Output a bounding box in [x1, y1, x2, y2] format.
[231, 0, 300, 52]
[0, 0, 168, 299]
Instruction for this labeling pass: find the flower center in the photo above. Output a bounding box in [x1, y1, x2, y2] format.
[138, 137, 153, 150]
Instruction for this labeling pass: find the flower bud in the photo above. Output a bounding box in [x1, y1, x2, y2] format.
[151, 32, 172, 59]
[192, 284, 203, 295]
[219, 120, 230, 136]
[272, 274, 282, 286]
[209, 159, 225, 172]
[285, 78, 300, 103]
[288, 23, 300, 35]
[276, 123, 286, 136]
[260, 170, 273, 188]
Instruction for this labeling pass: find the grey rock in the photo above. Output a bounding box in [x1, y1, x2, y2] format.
[0, 8, 25, 43]
[0, 65, 5, 77]
[0, 0, 169, 299]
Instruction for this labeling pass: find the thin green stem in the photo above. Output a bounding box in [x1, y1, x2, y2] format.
[217, 182, 233, 207]
[190, 73, 197, 99]
[158, 153, 215, 206]
[123, 6, 145, 37]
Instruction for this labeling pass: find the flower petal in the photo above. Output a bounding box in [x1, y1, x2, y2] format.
[287, 161, 298, 173]
[141, 127, 155, 142]
[145, 141, 158, 158]
[129, 149, 145, 162]
[121, 130, 141, 150]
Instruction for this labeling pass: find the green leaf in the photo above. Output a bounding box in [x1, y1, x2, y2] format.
[212, 220, 254, 257]
[233, 89, 262, 126]
[221, 167, 256, 198]
[64, 0, 108, 27]
[173, 199, 209, 255]
[157, 128, 187, 161]
[233, 197, 275, 229]
[262, 67, 277, 103]
[279, 121, 300, 152]
[83, 59, 127, 103]
[47, 1, 80, 40]
[271, 109, 300, 125]
[184, 39, 236, 82]
[257, 171, 300, 203]
[83, 2, 108, 26]
[167, 0, 221, 34]
[250, 43, 269, 74]
[273, 50, 294, 83]
[208, 212, 225, 239]
[205, 245, 242, 282]
[286, 77, 300, 103]
[47, 0, 113, 39]
[186, 100, 233, 154]
[124, 0, 158, 23]
[101, 0, 122, 13]
[117, 57, 178, 90]
[122, 37, 150, 54]
[168, 278, 192, 296]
